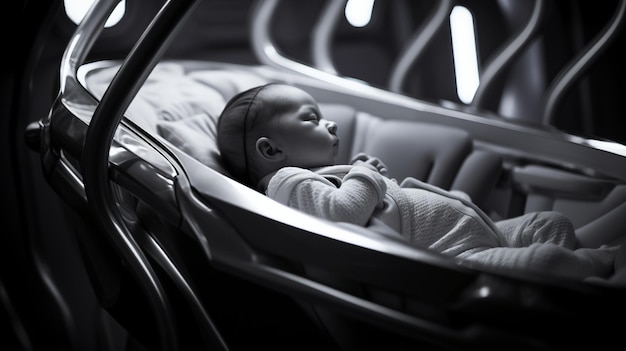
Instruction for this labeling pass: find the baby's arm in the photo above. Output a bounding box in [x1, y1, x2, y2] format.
[267, 166, 387, 226]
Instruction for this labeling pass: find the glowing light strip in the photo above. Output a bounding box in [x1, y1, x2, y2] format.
[450, 6, 480, 104]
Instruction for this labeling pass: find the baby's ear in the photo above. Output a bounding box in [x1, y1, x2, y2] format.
[256, 137, 284, 161]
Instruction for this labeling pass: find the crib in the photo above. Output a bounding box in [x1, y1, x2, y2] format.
[30, 0, 626, 350]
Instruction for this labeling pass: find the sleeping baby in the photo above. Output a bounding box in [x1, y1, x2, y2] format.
[216, 82, 623, 281]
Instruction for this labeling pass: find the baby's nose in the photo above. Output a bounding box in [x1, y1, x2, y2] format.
[326, 121, 337, 135]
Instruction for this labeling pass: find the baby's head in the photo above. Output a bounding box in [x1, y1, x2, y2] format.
[217, 83, 339, 189]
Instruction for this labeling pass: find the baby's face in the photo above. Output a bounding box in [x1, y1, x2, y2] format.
[264, 85, 339, 168]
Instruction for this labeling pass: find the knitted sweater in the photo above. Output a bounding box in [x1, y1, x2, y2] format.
[266, 165, 617, 279]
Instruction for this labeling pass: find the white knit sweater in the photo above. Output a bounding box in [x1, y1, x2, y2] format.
[266, 165, 617, 279]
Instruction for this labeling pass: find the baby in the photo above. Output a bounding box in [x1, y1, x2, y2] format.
[217, 83, 621, 281]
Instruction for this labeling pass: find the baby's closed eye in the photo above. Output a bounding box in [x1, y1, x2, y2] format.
[302, 113, 319, 124]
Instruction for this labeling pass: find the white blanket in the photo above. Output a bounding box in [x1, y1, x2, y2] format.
[85, 62, 267, 132]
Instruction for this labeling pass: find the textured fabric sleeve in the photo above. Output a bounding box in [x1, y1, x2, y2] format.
[267, 166, 386, 226]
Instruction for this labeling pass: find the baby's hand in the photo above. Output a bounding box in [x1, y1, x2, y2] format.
[351, 153, 388, 176]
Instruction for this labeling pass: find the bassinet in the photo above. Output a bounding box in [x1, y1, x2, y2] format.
[31, 0, 626, 350]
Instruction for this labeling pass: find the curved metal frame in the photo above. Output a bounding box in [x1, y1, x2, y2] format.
[55, 0, 203, 350]
[542, 0, 626, 125]
[311, 0, 345, 75]
[388, 0, 454, 93]
[471, 0, 546, 108]
[250, 0, 415, 100]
